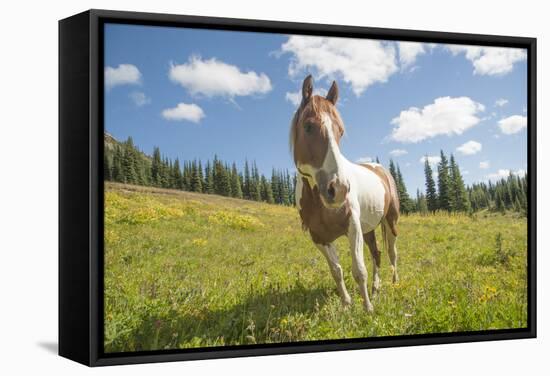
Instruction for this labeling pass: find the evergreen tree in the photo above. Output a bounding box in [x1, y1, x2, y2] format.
[231, 163, 243, 199]
[416, 189, 428, 214]
[225, 163, 233, 197]
[279, 170, 290, 205]
[190, 160, 203, 192]
[204, 161, 214, 194]
[388, 160, 412, 213]
[271, 168, 280, 204]
[496, 193, 506, 214]
[122, 137, 138, 184]
[214, 158, 231, 196]
[173, 158, 183, 190]
[182, 161, 189, 190]
[437, 150, 453, 212]
[135, 154, 147, 186]
[151, 147, 162, 187]
[251, 162, 262, 201]
[160, 157, 170, 188]
[239, 172, 245, 198]
[389, 159, 398, 184]
[114, 146, 124, 182]
[198, 160, 204, 193]
[424, 156, 438, 212]
[260, 175, 274, 203]
[167, 160, 174, 188]
[243, 160, 251, 199]
[103, 153, 112, 181]
[449, 154, 470, 212]
[396, 164, 414, 214]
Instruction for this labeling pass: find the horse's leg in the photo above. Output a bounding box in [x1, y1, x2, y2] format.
[364, 231, 381, 296]
[315, 243, 351, 306]
[384, 220, 399, 283]
[348, 214, 374, 312]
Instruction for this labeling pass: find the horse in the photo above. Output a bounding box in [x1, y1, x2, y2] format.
[290, 75, 400, 312]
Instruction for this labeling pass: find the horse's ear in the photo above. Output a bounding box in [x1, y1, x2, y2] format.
[302, 75, 313, 104]
[326, 80, 339, 105]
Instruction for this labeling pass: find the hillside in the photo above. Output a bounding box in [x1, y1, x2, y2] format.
[103, 182, 528, 352]
[104, 132, 152, 163]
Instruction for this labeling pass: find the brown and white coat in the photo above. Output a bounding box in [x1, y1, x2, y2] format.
[290, 75, 400, 312]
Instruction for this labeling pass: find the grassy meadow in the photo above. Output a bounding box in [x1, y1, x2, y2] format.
[104, 182, 528, 353]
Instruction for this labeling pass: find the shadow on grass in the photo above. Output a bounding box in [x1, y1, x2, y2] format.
[106, 282, 331, 352]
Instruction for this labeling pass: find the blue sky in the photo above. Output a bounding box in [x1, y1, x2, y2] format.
[104, 23, 528, 194]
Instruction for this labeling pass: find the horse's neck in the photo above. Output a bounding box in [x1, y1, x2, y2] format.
[333, 146, 353, 176]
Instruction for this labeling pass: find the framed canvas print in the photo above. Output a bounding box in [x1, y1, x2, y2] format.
[59, 9, 536, 366]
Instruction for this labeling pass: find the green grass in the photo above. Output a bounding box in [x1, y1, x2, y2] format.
[104, 182, 528, 353]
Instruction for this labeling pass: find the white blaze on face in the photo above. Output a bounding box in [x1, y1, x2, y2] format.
[320, 112, 344, 177]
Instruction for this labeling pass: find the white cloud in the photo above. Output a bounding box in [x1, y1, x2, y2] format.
[356, 156, 373, 163]
[397, 42, 426, 69]
[498, 115, 527, 134]
[446, 45, 526, 76]
[479, 161, 490, 169]
[389, 149, 408, 157]
[487, 168, 526, 181]
[105, 64, 141, 90]
[285, 87, 327, 107]
[494, 98, 509, 107]
[281, 35, 397, 96]
[129, 91, 151, 107]
[420, 155, 441, 166]
[390, 96, 485, 143]
[161, 103, 205, 123]
[169, 56, 272, 98]
[285, 91, 301, 107]
[456, 140, 482, 156]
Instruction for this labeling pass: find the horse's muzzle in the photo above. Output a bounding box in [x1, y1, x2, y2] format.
[323, 177, 349, 208]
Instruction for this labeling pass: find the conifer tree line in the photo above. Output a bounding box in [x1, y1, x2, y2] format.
[382, 149, 527, 215]
[418, 150, 527, 215]
[104, 136, 296, 206]
[104, 135, 527, 214]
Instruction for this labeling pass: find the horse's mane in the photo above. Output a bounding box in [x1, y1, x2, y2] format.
[289, 96, 345, 160]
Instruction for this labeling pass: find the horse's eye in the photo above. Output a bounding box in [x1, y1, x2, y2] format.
[304, 123, 313, 134]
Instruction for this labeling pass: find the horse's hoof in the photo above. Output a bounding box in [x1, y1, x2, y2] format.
[392, 273, 399, 284]
[341, 295, 352, 307]
[364, 302, 374, 313]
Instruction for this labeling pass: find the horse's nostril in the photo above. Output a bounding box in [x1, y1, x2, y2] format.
[327, 184, 336, 200]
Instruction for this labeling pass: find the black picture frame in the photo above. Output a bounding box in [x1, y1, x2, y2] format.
[59, 8, 537, 367]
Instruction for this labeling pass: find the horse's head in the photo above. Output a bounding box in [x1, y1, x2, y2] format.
[290, 75, 349, 209]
